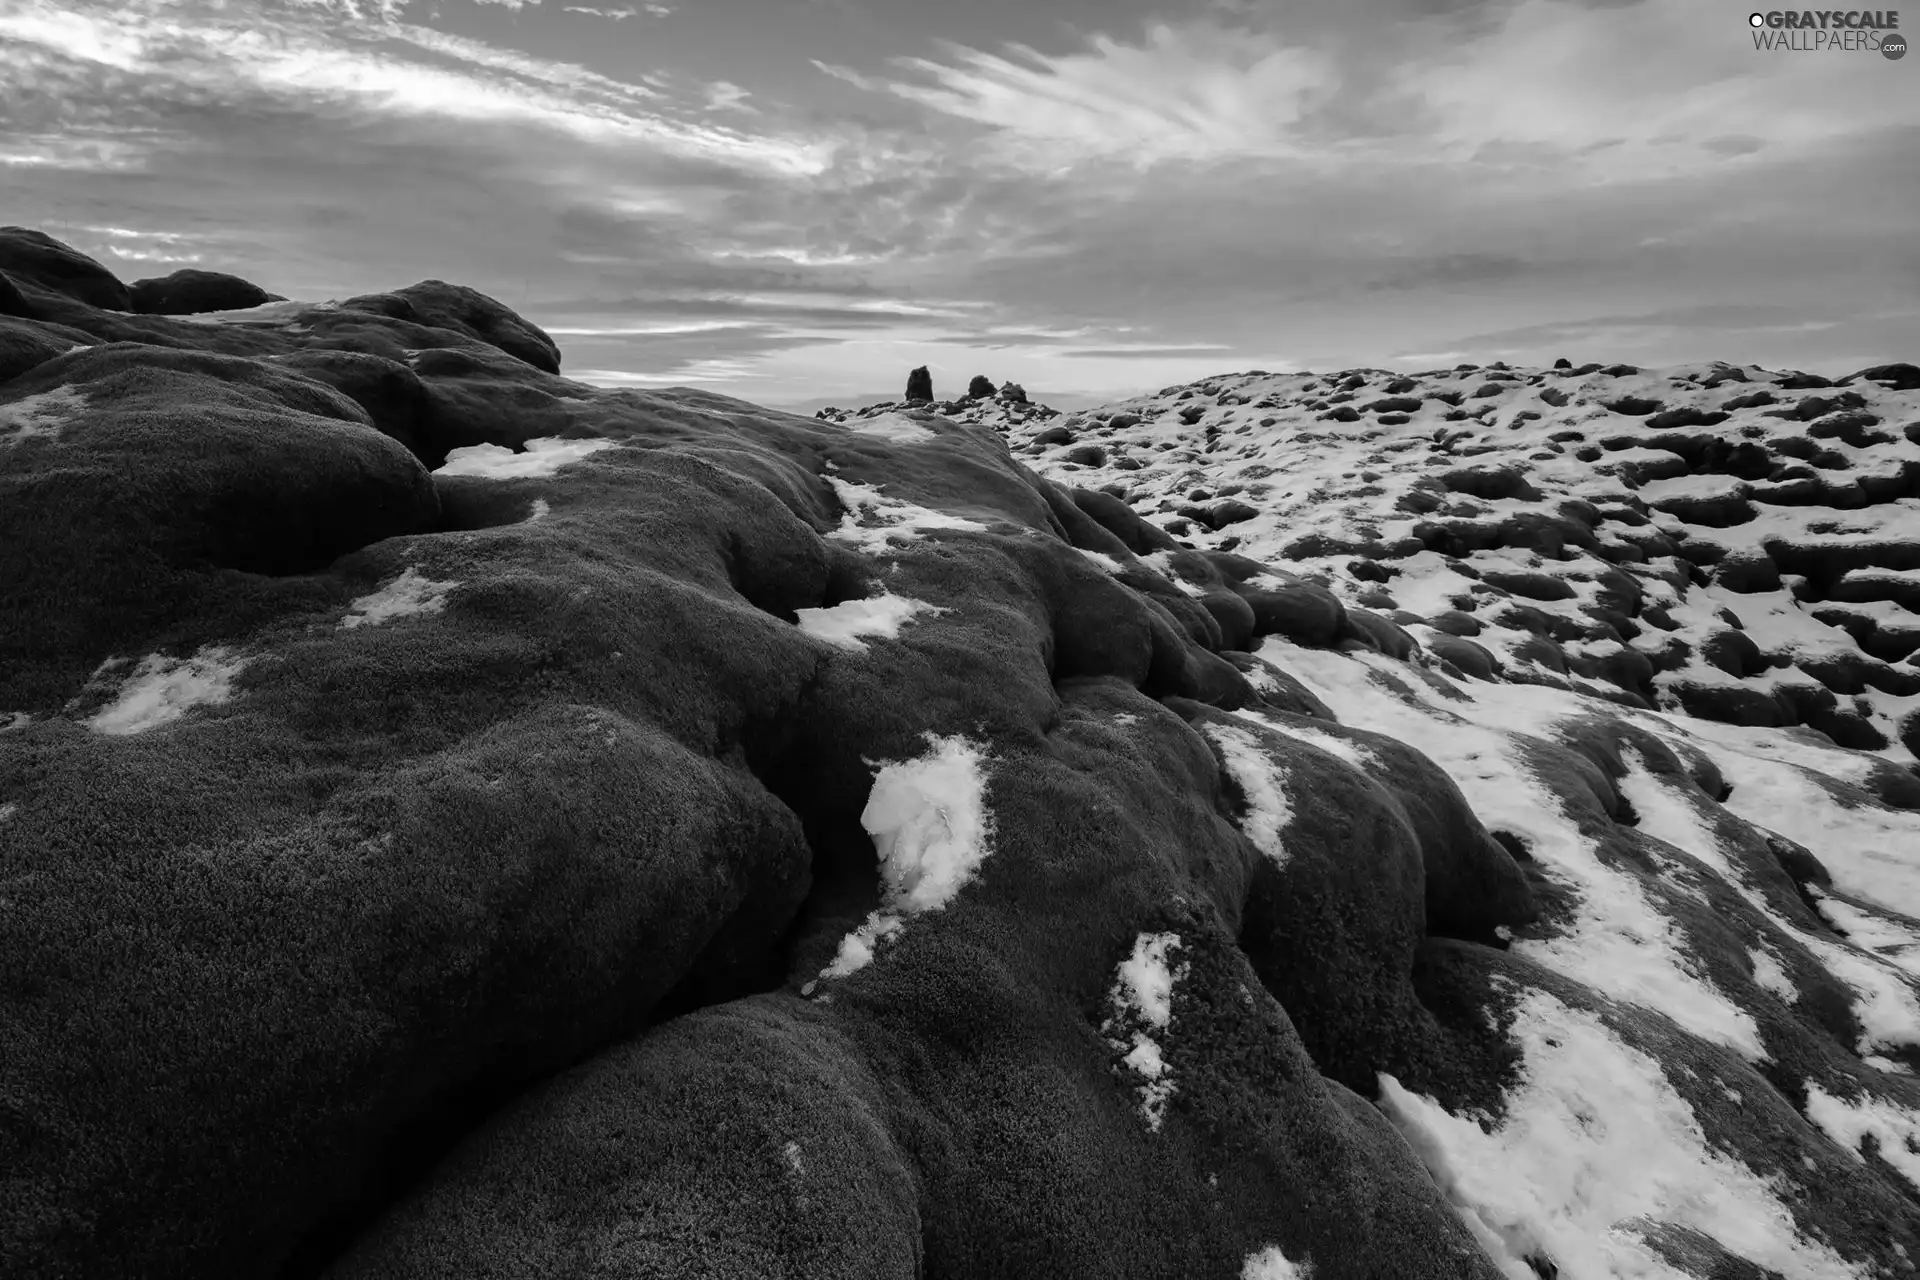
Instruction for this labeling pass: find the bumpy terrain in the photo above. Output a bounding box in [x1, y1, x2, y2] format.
[4, 224, 1919, 1280]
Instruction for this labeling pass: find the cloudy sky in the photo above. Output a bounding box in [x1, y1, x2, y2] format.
[4, 0, 1916, 410]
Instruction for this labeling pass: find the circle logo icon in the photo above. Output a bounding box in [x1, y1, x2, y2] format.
[1748, 11, 1766, 26]
[1883, 33, 1908, 59]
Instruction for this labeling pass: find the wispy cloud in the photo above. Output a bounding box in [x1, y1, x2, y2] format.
[821, 23, 1338, 169]
[2, 0, 1914, 407]
[0, 0, 826, 173]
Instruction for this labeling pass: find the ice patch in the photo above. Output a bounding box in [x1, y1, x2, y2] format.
[1241, 1245, 1312, 1280]
[1804, 1084, 1920, 1194]
[340, 567, 459, 630]
[795, 589, 945, 651]
[433, 436, 619, 479]
[843, 411, 938, 444]
[1379, 988, 1865, 1280]
[0, 385, 86, 446]
[87, 646, 247, 736]
[807, 734, 995, 990]
[1103, 932, 1188, 1132]
[1202, 722, 1292, 865]
[825, 475, 989, 554]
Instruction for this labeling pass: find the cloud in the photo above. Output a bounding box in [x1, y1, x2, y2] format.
[1055, 343, 1238, 359]
[4, 0, 1914, 410]
[824, 0, 1918, 182]
[1405, 303, 1879, 356]
[824, 23, 1338, 168]
[0, 0, 827, 174]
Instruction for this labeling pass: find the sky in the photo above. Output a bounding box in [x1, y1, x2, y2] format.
[3, 0, 1917, 412]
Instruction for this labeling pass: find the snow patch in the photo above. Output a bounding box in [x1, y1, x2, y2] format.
[825, 475, 988, 554]
[807, 734, 995, 989]
[818, 913, 906, 982]
[1241, 1245, 1312, 1280]
[1140, 550, 1208, 595]
[795, 589, 945, 651]
[87, 647, 247, 736]
[1713, 751, 1920, 919]
[1804, 1084, 1920, 1194]
[1378, 987, 1865, 1280]
[1813, 892, 1920, 980]
[1254, 717, 1377, 769]
[1103, 932, 1188, 1132]
[433, 436, 619, 479]
[1203, 722, 1293, 865]
[1750, 948, 1797, 1002]
[1267, 642, 1765, 1058]
[1615, 747, 1920, 1056]
[843, 411, 938, 444]
[864, 734, 995, 914]
[170, 299, 326, 325]
[0, 385, 86, 446]
[341, 567, 459, 630]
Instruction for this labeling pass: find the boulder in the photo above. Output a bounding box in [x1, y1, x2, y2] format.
[129, 268, 275, 316]
[0, 226, 131, 310]
[338, 280, 561, 374]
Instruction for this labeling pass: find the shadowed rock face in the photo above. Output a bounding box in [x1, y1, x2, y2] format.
[4, 230, 1919, 1280]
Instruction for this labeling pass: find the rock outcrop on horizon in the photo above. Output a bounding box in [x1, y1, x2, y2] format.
[4, 226, 1920, 1280]
[905, 363, 932, 402]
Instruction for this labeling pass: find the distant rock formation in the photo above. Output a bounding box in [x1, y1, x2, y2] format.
[130, 268, 278, 316]
[999, 380, 1027, 403]
[966, 374, 996, 398]
[905, 364, 932, 401]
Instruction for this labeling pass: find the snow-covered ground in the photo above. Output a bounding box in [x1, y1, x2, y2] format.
[818, 361, 1920, 1278]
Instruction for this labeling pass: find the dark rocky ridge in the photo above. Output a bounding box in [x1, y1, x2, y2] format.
[3, 228, 1919, 1280]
